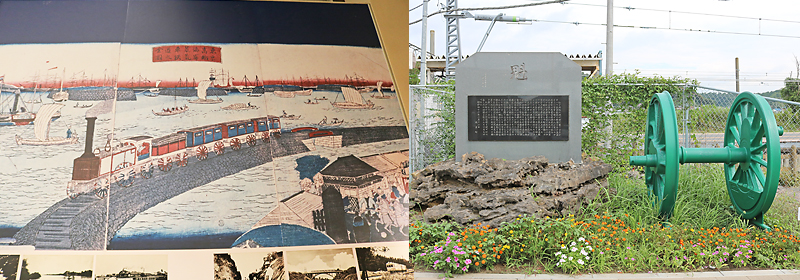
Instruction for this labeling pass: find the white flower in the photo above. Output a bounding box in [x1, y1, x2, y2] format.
[578, 237, 585, 242]
[561, 245, 566, 249]
[581, 250, 588, 255]
[571, 247, 578, 252]
[587, 246, 592, 251]
[569, 256, 573, 260]
[577, 259, 584, 265]
[571, 242, 577, 246]
[586, 256, 590, 260]
[555, 252, 562, 256]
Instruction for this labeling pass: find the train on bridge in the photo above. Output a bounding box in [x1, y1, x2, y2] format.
[67, 115, 282, 199]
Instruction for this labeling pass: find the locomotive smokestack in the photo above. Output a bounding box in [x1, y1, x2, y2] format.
[82, 116, 97, 158]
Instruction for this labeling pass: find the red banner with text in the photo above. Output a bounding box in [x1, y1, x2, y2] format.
[152, 45, 221, 62]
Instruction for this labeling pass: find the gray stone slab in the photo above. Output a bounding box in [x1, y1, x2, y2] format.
[455, 52, 582, 163]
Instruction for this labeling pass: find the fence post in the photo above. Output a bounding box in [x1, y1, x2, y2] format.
[793, 145, 798, 172]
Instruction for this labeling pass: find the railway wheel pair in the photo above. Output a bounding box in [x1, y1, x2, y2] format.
[629, 92, 781, 229]
[261, 131, 270, 143]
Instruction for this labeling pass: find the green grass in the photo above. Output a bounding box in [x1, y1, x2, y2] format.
[410, 164, 800, 277]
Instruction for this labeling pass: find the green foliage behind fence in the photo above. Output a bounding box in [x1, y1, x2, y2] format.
[581, 73, 697, 169]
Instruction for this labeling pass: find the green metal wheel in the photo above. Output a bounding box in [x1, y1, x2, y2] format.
[723, 92, 780, 227]
[639, 91, 680, 218]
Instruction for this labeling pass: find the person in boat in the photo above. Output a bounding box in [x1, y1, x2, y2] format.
[319, 116, 327, 125]
[66, 125, 73, 139]
[247, 102, 251, 107]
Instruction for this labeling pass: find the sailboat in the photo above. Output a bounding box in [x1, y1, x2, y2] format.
[0, 90, 36, 126]
[331, 87, 374, 109]
[143, 80, 161, 97]
[188, 80, 222, 104]
[52, 68, 68, 102]
[15, 103, 78, 145]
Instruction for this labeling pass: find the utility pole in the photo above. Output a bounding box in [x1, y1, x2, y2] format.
[605, 0, 613, 76]
[735, 57, 740, 92]
[420, 0, 429, 85]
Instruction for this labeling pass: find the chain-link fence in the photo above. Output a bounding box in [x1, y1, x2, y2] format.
[676, 85, 800, 187]
[410, 84, 455, 173]
[409, 83, 800, 186]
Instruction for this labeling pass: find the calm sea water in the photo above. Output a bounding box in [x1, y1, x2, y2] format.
[0, 89, 406, 246]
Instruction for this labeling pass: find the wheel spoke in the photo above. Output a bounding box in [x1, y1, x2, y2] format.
[734, 111, 743, 130]
[751, 155, 768, 167]
[751, 123, 766, 147]
[729, 126, 741, 145]
[732, 165, 742, 181]
[752, 142, 767, 154]
[750, 164, 766, 187]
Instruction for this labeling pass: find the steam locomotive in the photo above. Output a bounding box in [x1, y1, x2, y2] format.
[67, 115, 281, 199]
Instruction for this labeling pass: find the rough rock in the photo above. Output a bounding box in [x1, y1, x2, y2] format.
[411, 153, 613, 228]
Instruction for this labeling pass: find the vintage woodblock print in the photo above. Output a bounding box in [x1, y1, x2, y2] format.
[0, 0, 408, 251]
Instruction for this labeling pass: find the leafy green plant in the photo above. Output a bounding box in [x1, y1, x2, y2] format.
[581, 72, 697, 170]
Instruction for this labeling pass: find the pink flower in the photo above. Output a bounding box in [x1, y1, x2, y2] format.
[465, 259, 472, 265]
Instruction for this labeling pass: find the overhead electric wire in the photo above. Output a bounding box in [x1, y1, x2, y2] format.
[410, 3, 423, 12]
[522, 18, 800, 39]
[409, 0, 569, 25]
[567, 2, 800, 25]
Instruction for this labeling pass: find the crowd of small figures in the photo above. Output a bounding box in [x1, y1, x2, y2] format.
[410, 214, 800, 276]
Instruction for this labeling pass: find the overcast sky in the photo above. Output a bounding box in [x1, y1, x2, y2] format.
[410, 0, 800, 93]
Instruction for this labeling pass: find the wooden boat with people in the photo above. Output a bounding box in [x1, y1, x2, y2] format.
[279, 110, 301, 120]
[15, 103, 79, 146]
[221, 103, 258, 110]
[153, 105, 188, 116]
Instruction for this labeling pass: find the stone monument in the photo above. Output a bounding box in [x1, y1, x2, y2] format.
[455, 52, 582, 163]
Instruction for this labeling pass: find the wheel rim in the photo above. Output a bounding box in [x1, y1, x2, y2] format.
[642, 92, 680, 218]
[723, 92, 780, 219]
